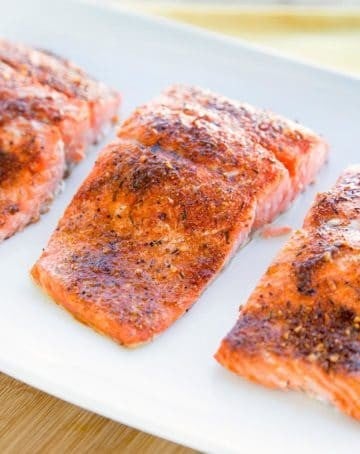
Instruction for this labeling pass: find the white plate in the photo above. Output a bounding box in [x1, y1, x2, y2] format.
[1, 1, 360, 452]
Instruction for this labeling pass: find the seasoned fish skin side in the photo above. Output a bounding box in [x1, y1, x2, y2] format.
[215, 166, 360, 421]
[0, 118, 64, 242]
[32, 140, 256, 346]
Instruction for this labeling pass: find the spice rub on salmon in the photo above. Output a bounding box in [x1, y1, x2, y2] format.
[0, 118, 64, 241]
[31, 139, 257, 346]
[32, 85, 328, 345]
[0, 61, 90, 163]
[121, 85, 328, 209]
[120, 90, 291, 228]
[0, 38, 121, 148]
[215, 166, 360, 420]
[0, 40, 120, 241]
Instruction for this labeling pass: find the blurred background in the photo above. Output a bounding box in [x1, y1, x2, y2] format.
[123, 1, 360, 4]
[111, 0, 360, 76]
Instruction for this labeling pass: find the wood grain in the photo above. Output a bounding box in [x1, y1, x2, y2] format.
[0, 373, 197, 453]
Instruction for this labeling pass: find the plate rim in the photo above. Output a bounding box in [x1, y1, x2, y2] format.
[88, 0, 360, 84]
[1, 1, 360, 453]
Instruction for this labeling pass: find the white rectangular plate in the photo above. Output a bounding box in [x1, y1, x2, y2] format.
[1, 1, 359, 452]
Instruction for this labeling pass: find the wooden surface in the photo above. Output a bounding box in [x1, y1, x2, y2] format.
[2, 3, 359, 453]
[0, 373, 196, 453]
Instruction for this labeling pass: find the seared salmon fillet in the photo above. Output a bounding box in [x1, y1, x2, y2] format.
[0, 39, 121, 144]
[0, 39, 120, 241]
[31, 139, 256, 346]
[120, 85, 328, 226]
[0, 118, 64, 241]
[32, 86, 328, 346]
[159, 85, 328, 198]
[0, 61, 90, 163]
[215, 166, 360, 420]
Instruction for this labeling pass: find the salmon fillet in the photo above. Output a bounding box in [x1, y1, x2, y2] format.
[159, 85, 329, 200]
[0, 61, 90, 163]
[0, 118, 64, 241]
[32, 86, 328, 346]
[0, 38, 121, 145]
[0, 40, 120, 241]
[215, 166, 360, 420]
[120, 85, 328, 226]
[31, 139, 256, 346]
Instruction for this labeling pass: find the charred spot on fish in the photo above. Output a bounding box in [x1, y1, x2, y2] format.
[0, 98, 63, 123]
[129, 158, 174, 192]
[149, 239, 162, 247]
[294, 243, 340, 296]
[0, 149, 22, 183]
[227, 302, 360, 373]
[294, 255, 319, 295]
[7, 204, 19, 215]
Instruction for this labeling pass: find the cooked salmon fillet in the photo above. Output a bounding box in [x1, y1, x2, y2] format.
[31, 139, 256, 346]
[32, 86, 328, 346]
[0, 61, 90, 163]
[0, 40, 120, 241]
[0, 39, 121, 144]
[0, 118, 64, 241]
[120, 85, 328, 226]
[215, 166, 360, 420]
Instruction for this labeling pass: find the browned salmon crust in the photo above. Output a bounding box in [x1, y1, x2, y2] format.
[0, 39, 121, 147]
[120, 85, 328, 227]
[32, 139, 256, 345]
[215, 166, 360, 420]
[32, 85, 328, 346]
[0, 61, 90, 163]
[0, 39, 120, 241]
[0, 118, 64, 241]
